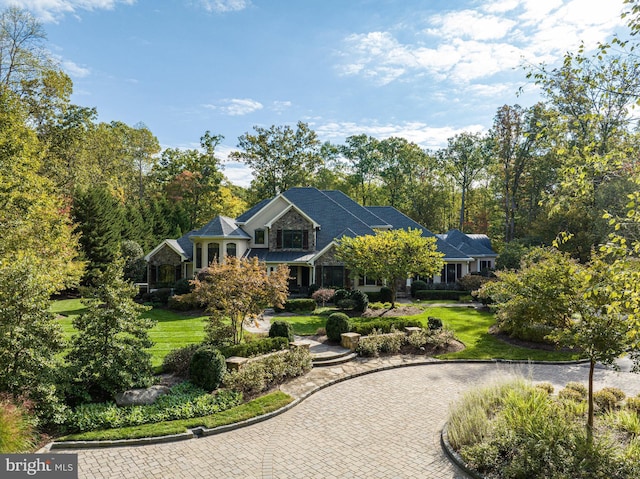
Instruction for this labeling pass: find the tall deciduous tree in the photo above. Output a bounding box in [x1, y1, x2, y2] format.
[341, 134, 383, 206]
[335, 228, 444, 307]
[378, 137, 425, 209]
[66, 259, 154, 403]
[193, 257, 289, 345]
[232, 121, 322, 201]
[438, 132, 491, 232]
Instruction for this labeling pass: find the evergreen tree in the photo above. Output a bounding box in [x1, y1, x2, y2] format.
[66, 259, 154, 403]
[72, 186, 123, 284]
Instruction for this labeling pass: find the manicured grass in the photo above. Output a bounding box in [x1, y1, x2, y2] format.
[52, 299, 207, 368]
[412, 307, 582, 361]
[275, 310, 331, 336]
[56, 391, 293, 441]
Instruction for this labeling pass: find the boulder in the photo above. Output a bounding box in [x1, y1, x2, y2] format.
[114, 385, 171, 406]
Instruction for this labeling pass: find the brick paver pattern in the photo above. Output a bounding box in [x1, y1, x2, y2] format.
[66, 360, 640, 479]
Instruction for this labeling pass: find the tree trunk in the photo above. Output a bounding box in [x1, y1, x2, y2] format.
[587, 358, 595, 445]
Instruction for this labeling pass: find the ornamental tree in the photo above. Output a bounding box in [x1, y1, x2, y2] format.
[193, 257, 290, 345]
[335, 228, 444, 308]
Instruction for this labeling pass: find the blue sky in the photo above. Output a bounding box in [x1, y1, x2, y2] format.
[8, 0, 630, 187]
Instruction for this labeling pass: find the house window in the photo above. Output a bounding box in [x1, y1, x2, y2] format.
[255, 229, 265, 245]
[441, 263, 462, 284]
[360, 275, 379, 286]
[196, 244, 202, 269]
[277, 229, 309, 249]
[207, 243, 220, 265]
[227, 242, 237, 257]
[322, 266, 344, 288]
[480, 260, 491, 271]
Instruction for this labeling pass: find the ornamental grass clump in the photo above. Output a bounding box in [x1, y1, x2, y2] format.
[447, 380, 640, 479]
[0, 394, 37, 453]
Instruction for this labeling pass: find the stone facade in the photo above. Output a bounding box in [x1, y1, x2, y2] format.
[148, 244, 182, 267]
[269, 210, 315, 251]
[314, 246, 340, 266]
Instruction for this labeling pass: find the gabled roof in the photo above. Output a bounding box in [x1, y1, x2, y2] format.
[437, 229, 497, 257]
[367, 206, 471, 260]
[235, 198, 271, 224]
[189, 215, 250, 239]
[280, 187, 376, 251]
[144, 237, 191, 262]
[321, 190, 391, 228]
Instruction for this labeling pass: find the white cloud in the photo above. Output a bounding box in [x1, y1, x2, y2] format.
[272, 100, 292, 113]
[1, 0, 136, 22]
[314, 120, 485, 150]
[428, 10, 516, 41]
[199, 0, 249, 13]
[61, 59, 90, 77]
[338, 0, 626, 86]
[203, 98, 263, 116]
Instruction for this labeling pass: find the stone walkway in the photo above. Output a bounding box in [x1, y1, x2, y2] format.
[57, 356, 640, 479]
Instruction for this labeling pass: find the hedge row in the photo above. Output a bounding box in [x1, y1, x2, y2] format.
[218, 337, 289, 358]
[350, 318, 422, 336]
[275, 298, 316, 312]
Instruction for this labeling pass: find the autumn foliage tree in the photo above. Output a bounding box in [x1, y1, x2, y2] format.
[335, 228, 444, 307]
[193, 257, 290, 345]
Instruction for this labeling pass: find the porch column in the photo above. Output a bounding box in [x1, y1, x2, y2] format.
[203, 241, 209, 269]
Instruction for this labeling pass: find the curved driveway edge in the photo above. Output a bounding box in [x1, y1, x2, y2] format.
[46, 355, 590, 451]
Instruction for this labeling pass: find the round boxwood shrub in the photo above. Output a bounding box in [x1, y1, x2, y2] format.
[427, 316, 443, 330]
[332, 289, 351, 303]
[326, 312, 351, 342]
[350, 289, 369, 313]
[162, 343, 201, 377]
[269, 320, 294, 342]
[189, 346, 227, 391]
[173, 278, 193, 295]
[410, 280, 428, 297]
[379, 286, 393, 303]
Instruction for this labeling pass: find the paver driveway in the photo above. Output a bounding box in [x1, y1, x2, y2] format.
[69, 361, 640, 479]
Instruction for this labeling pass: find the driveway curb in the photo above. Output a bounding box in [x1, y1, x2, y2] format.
[44, 357, 590, 451]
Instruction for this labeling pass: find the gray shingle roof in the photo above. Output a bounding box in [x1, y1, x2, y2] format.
[438, 229, 496, 257]
[367, 206, 471, 260]
[281, 187, 375, 251]
[189, 215, 251, 239]
[247, 249, 316, 263]
[235, 198, 271, 223]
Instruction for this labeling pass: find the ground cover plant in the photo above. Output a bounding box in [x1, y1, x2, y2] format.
[447, 379, 640, 479]
[61, 382, 241, 434]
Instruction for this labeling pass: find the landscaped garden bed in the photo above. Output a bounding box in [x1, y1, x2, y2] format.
[446, 379, 640, 479]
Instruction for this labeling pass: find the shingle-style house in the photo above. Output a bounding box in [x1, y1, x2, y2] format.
[144, 187, 497, 293]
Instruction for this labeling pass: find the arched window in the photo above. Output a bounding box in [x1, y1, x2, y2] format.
[208, 242, 220, 265]
[195, 244, 202, 268]
[226, 242, 237, 257]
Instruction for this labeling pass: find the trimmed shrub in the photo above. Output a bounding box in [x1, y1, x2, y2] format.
[414, 290, 471, 301]
[427, 317, 443, 330]
[558, 388, 585, 402]
[535, 382, 555, 395]
[356, 331, 404, 357]
[326, 312, 351, 342]
[366, 291, 382, 302]
[189, 347, 227, 391]
[336, 299, 357, 310]
[167, 293, 201, 311]
[600, 387, 626, 402]
[379, 287, 393, 303]
[173, 278, 193, 295]
[410, 280, 429, 297]
[150, 287, 172, 304]
[332, 289, 351, 303]
[350, 318, 421, 336]
[564, 382, 588, 398]
[269, 320, 294, 342]
[277, 298, 316, 312]
[350, 289, 369, 313]
[222, 348, 312, 396]
[219, 337, 289, 358]
[162, 343, 201, 377]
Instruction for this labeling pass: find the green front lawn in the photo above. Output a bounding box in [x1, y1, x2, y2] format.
[278, 305, 582, 362]
[52, 299, 207, 368]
